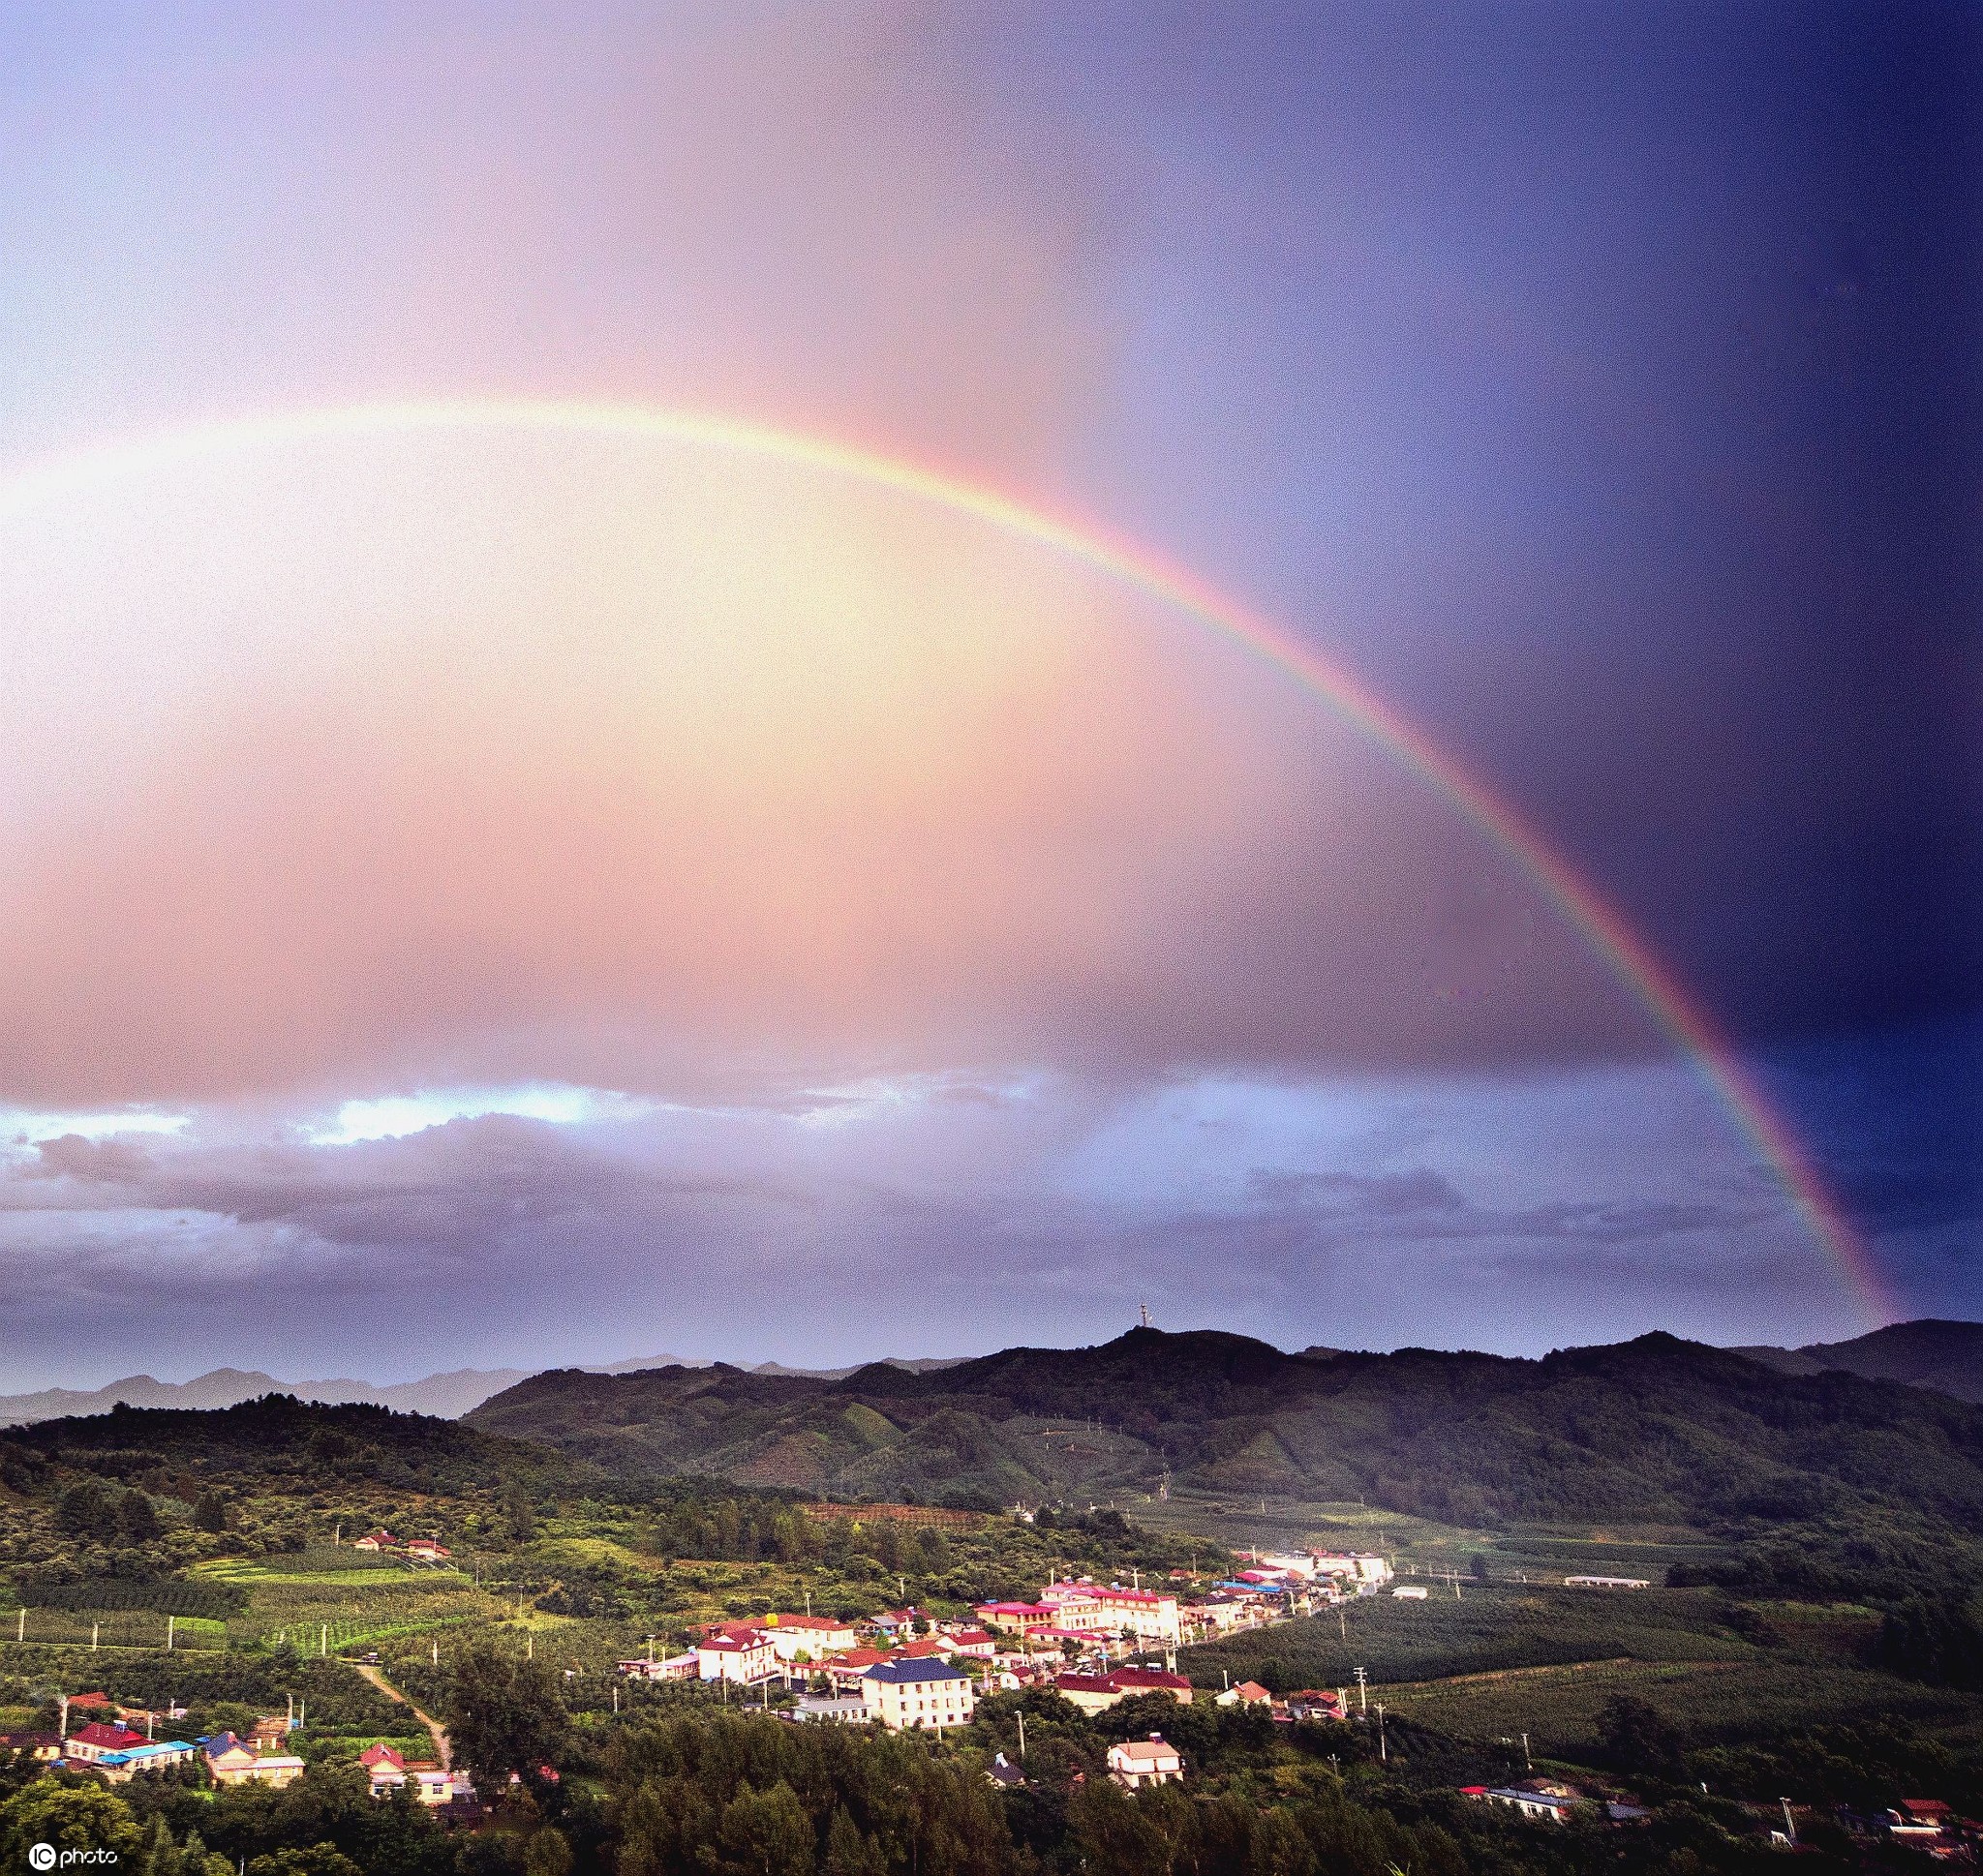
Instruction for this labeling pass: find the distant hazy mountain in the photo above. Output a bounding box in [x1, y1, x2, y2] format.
[0, 1350, 963, 1428]
[1733, 1318, 1983, 1404]
[0, 1366, 535, 1428]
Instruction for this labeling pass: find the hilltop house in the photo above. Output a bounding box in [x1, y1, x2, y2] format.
[362, 1744, 407, 1797]
[695, 1627, 778, 1685]
[353, 1531, 395, 1552]
[66, 1722, 148, 1762]
[1108, 1668, 1194, 1703]
[205, 1740, 304, 1788]
[861, 1658, 975, 1733]
[1108, 1737, 1184, 1789]
[96, 1740, 199, 1783]
[618, 1651, 698, 1682]
[1053, 1668, 1194, 1715]
[975, 1602, 1059, 1635]
[1044, 1580, 1183, 1645]
[0, 1734, 61, 1763]
[406, 1539, 452, 1560]
[1215, 1680, 1274, 1709]
[869, 1608, 930, 1639]
[817, 1649, 889, 1693]
[1050, 1674, 1122, 1716]
[1312, 1554, 1393, 1589]
[1285, 1690, 1346, 1723]
[763, 1614, 859, 1659]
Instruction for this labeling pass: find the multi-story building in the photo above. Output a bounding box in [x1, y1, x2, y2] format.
[861, 1658, 976, 1733]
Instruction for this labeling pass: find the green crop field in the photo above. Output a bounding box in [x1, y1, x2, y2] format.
[1380, 1652, 1980, 1754]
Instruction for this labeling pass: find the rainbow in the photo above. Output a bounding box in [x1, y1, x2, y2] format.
[0, 398, 1887, 1321]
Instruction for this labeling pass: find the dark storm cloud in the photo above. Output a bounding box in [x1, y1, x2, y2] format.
[1241, 1167, 1777, 1249]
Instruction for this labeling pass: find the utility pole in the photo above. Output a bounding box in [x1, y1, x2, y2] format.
[1337, 1607, 1347, 1642]
[1355, 1666, 1368, 1714]
[168, 1616, 175, 1652]
[91, 1622, 99, 1651]
[1780, 1800, 1796, 1844]
[1017, 1710, 1026, 1763]
[1377, 1703, 1387, 1762]
[1521, 1731, 1531, 1770]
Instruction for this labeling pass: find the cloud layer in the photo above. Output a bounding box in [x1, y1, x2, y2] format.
[0, 426, 1654, 1110]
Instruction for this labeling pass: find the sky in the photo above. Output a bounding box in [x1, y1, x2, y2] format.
[0, 2, 1975, 1387]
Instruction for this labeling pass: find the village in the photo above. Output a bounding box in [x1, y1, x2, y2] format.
[606, 1545, 1397, 1778]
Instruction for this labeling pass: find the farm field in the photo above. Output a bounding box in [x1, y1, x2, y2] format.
[1379, 1651, 1980, 1754]
[1183, 1579, 1983, 1767]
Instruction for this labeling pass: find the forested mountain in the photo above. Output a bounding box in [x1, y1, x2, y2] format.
[0, 1393, 589, 1500]
[1733, 1318, 1983, 1404]
[468, 1326, 1983, 1539]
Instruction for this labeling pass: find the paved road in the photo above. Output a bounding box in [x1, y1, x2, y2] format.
[353, 1661, 451, 1770]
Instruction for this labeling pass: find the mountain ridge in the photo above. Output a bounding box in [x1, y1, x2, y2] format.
[466, 1324, 1983, 1538]
[1731, 1318, 1983, 1404]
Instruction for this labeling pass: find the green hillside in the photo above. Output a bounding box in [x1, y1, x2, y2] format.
[468, 1328, 1983, 1574]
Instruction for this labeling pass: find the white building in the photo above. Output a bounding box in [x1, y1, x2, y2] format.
[696, 1630, 778, 1684]
[1108, 1737, 1184, 1789]
[1043, 1580, 1182, 1644]
[861, 1658, 976, 1733]
[1311, 1553, 1392, 1589]
[619, 1651, 699, 1681]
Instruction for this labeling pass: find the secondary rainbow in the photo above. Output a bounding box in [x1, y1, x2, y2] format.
[0, 397, 1888, 1322]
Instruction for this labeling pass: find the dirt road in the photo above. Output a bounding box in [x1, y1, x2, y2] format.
[352, 1661, 451, 1769]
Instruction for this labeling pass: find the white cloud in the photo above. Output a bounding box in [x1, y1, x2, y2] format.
[309, 1085, 656, 1146]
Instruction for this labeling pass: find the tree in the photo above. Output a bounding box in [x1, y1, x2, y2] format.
[0, 1780, 142, 1864]
[717, 1781, 815, 1875]
[193, 1491, 229, 1533]
[245, 1846, 364, 1876]
[1596, 1693, 1685, 1780]
[503, 1482, 536, 1546]
[444, 1644, 569, 1792]
[524, 1826, 574, 1876]
[119, 1491, 163, 1545]
[821, 1807, 883, 1876]
[1468, 1554, 1488, 1582]
[56, 1479, 119, 1542]
[1876, 1595, 1983, 1690]
[178, 1830, 233, 1876]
